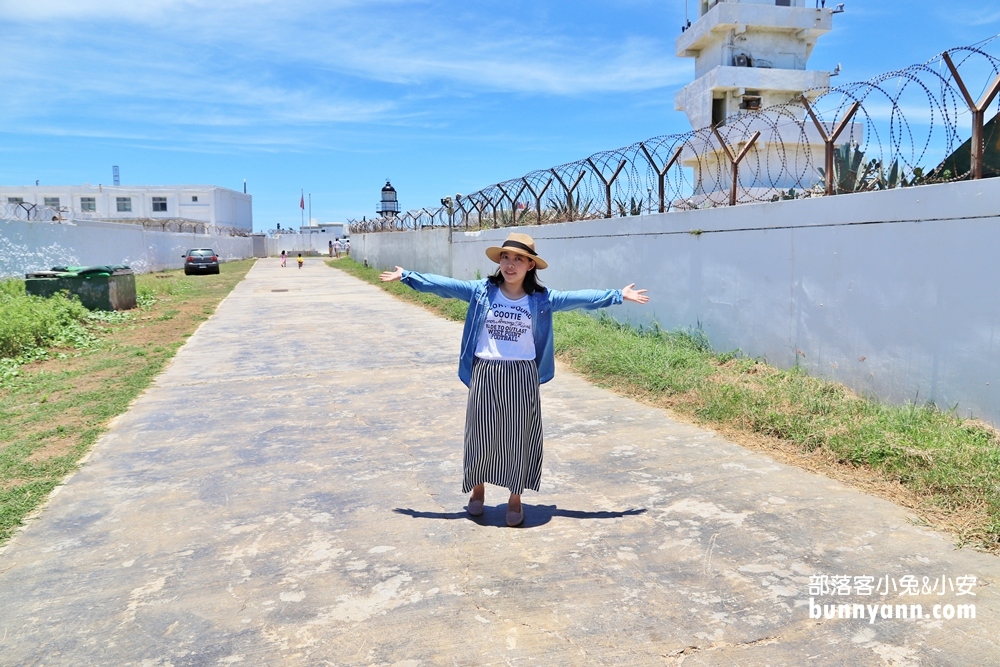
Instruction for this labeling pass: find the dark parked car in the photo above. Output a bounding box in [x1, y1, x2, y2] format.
[182, 248, 220, 275]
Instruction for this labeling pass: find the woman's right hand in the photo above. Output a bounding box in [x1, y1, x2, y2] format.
[379, 266, 404, 282]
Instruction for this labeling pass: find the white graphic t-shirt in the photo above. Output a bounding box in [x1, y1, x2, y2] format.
[474, 290, 534, 360]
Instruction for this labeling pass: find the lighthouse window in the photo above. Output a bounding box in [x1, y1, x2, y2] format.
[712, 98, 727, 126]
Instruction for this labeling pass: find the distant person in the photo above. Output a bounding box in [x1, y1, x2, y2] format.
[280, 250, 287, 268]
[297, 253, 303, 269]
[329, 240, 333, 257]
[344, 239, 350, 256]
[333, 239, 342, 259]
[379, 232, 649, 527]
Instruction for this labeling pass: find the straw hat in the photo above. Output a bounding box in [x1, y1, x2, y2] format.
[485, 233, 548, 270]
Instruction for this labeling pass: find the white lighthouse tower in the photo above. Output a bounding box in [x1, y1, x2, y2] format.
[674, 0, 853, 201]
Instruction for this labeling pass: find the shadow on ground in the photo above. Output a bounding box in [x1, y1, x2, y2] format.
[394, 506, 647, 528]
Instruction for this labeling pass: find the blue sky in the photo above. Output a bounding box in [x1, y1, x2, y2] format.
[1, 0, 998, 232]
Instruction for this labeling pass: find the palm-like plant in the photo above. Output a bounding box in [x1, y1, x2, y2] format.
[547, 191, 594, 222]
[613, 196, 645, 217]
[819, 144, 923, 193]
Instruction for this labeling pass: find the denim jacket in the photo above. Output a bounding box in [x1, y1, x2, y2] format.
[400, 271, 623, 386]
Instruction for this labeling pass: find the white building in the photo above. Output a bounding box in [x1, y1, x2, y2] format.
[0, 184, 252, 234]
[674, 0, 858, 200]
[298, 222, 348, 238]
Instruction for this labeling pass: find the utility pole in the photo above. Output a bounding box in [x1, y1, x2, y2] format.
[308, 193, 312, 227]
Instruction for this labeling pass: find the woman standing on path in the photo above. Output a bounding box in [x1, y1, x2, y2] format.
[379, 233, 649, 527]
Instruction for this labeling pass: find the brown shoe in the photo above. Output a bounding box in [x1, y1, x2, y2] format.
[468, 498, 484, 516]
[505, 508, 524, 527]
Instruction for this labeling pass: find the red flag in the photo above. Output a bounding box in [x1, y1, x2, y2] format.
[299, 193, 305, 209]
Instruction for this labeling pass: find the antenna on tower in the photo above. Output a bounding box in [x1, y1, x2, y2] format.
[113, 165, 120, 186]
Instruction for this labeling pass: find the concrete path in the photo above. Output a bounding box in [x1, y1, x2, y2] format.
[1, 258, 999, 666]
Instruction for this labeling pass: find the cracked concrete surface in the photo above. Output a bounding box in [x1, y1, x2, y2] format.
[1, 259, 999, 666]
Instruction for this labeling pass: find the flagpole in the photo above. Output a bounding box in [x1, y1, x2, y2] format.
[309, 193, 312, 228]
[300, 188, 304, 229]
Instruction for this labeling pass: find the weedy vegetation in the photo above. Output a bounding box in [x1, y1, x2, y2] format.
[0, 260, 255, 545]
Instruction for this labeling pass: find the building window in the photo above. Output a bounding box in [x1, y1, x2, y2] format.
[116, 197, 132, 212]
[80, 197, 96, 212]
[192, 196, 198, 202]
[7, 197, 23, 204]
[712, 97, 727, 126]
[152, 197, 167, 212]
[44, 197, 60, 207]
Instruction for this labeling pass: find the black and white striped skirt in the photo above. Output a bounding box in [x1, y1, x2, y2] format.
[462, 358, 543, 495]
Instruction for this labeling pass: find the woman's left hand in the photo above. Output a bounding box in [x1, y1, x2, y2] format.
[622, 284, 649, 304]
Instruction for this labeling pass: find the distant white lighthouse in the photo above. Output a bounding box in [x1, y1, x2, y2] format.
[675, 0, 852, 200]
[377, 180, 400, 219]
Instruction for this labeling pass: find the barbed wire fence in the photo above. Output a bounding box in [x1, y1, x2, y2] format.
[1, 202, 253, 237]
[350, 38, 1000, 234]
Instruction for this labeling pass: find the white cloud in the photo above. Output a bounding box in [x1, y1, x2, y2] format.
[0, 0, 690, 158]
[313, 34, 690, 94]
[0, 0, 275, 20]
[0, 0, 182, 20]
[939, 9, 1000, 27]
[1, 1, 687, 97]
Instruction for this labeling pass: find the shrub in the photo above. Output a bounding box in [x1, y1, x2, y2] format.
[0, 279, 92, 359]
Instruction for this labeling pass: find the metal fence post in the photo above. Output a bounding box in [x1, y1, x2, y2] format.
[711, 125, 761, 206]
[586, 158, 627, 218]
[802, 95, 861, 195]
[639, 143, 683, 213]
[551, 169, 586, 221]
[942, 51, 1000, 180]
[497, 181, 528, 227]
[455, 195, 469, 229]
[523, 177, 552, 225]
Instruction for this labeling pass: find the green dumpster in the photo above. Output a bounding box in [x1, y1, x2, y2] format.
[25, 265, 137, 311]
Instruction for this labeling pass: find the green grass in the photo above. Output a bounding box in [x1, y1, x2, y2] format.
[329, 258, 470, 322]
[330, 257, 1000, 552]
[0, 279, 93, 359]
[0, 259, 255, 545]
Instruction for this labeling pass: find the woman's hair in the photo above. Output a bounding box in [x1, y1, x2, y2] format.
[487, 267, 545, 294]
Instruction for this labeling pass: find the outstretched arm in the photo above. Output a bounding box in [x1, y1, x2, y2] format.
[379, 266, 404, 282]
[622, 283, 649, 304]
[549, 283, 650, 312]
[379, 267, 478, 302]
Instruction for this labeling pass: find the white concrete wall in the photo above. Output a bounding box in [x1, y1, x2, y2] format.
[355, 179, 1000, 426]
[264, 232, 353, 257]
[353, 228, 451, 273]
[0, 217, 253, 277]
